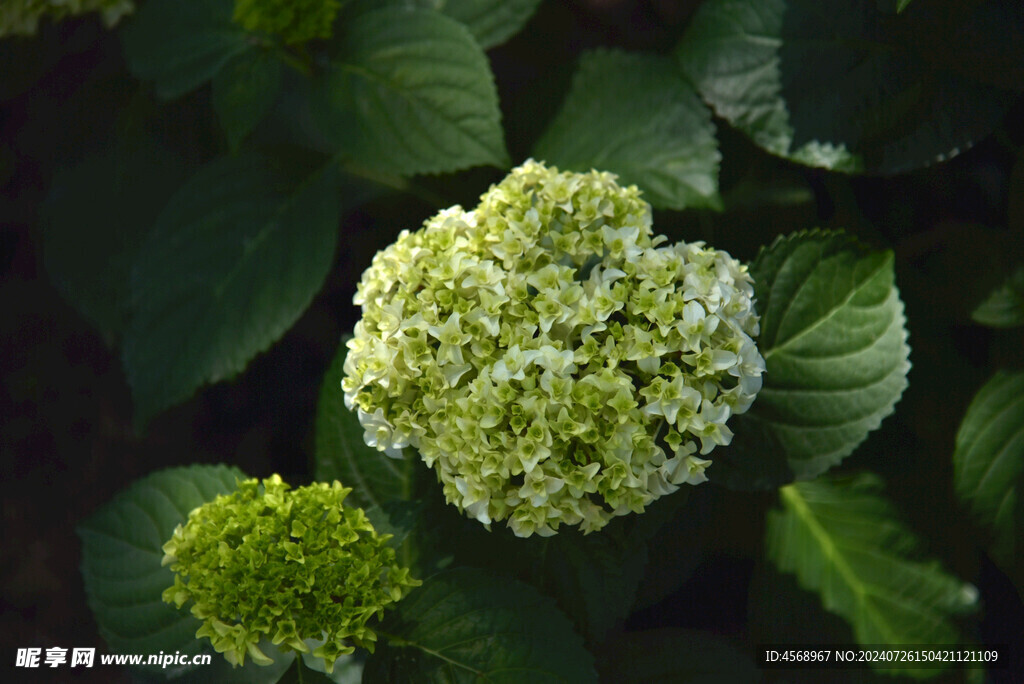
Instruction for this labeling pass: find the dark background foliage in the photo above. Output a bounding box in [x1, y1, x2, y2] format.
[2, 0, 1023, 682]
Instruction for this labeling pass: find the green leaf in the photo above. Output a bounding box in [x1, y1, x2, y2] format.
[78, 465, 245, 673]
[539, 529, 650, 644]
[123, 156, 339, 425]
[877, 0, 913, 13]
[714, 230, 910, 489]
[631, 487, 711, 612]
[440, 0, 544, 49]
[767, 474, 978, 670]
[676, 0, 1016, 173]
[122, 0, 249, 99]
[534, 49, 720, 211]
[536, 492, 689, 642]
[42, 140, 186, 343]
[953, 371, 1024, 568]
[599, 629, 758, 684]
[309, 7, 508, 175]
[315, 343, 416, 509]
[354, 0, 542, 47]
[213, 51, 284, 152]
[972, 264, 1024, 328]
[427, 489, 688, 644]
[364, 567, 596, 683]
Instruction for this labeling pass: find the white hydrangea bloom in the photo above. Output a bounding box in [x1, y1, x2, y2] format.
[343, 160, 765, 537]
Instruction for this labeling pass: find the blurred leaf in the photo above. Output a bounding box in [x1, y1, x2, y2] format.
[1010, 150, 1024, 232]
[720, 175, 814, 212]
[42, 140, 186, 343]
[910, 0, 1024, 92]
[534, 49, 721, 211]
[315, 344, 416, 509]
[676, 0, 1016, 173]
[896, 222, 1017, 324]
[78, 465, 252, 677]
[954, 371, 1024, 571]
[441, 0, 544, 49]
[748, 563, 880, 684]
[122, 0, 248, 99]
[364, 567, 596, 683]
[598, 629, 758, 684]
[310, 7, 508, 175]
[123, 156, 339, 426]
[715, 230, 910, 488]
[878, 0, 913, 13]
[767, 474, 978, 675]
[972, 264, 1024, 328]
[213, 51, 284, 152]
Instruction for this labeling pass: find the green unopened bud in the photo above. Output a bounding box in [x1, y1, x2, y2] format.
[161, 475, 419, 673]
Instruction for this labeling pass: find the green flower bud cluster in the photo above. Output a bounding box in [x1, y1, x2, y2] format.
[162, 475, 419, 672]
[233, 0, 341, 45]
[343, 160, 765, 537]
[1, 0, 132, 37]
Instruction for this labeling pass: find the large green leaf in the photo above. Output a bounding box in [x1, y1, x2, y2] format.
[310, 7, 508, 175]
[213, 51, 284, 152]
[535, 492, 689, 643]
[123, 156, 339, 425]
[122, 0, 248, 99]
[676, 0, 1019, 173]
[953, 371, 1024, 570]
[972, 265, 1024, 328]
[81, 464, 297, 683]
[599, 629, 757, 684]
[534, 49, 721, 211]
[42, 140, 186, 343]
[365, 0, 541, 48]
[315, 344, 416, 509]
[424, 487, 689, 644]
[713, 230, 910, 489]
[78, 465, 244, 672]
[768, 476, 977, 658]
[364, 568, 596, 683]
[439, 0, 544, 49]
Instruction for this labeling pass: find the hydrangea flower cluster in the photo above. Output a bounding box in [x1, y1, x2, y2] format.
[233, 0, 341, 45]
[343, 160, 765, 537]
[161, 476, 419, 672]
[0, 0, 132, 37]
